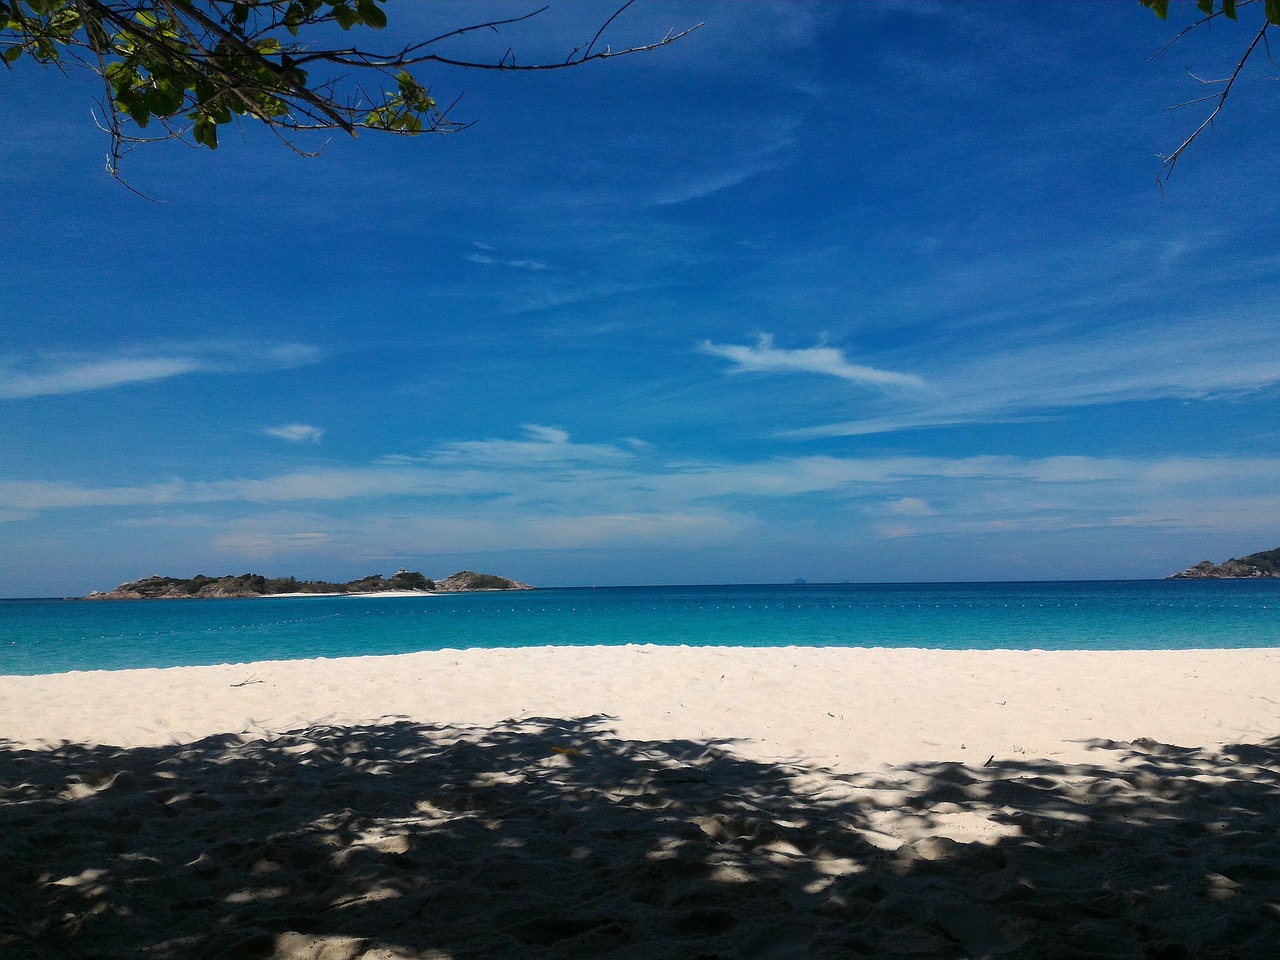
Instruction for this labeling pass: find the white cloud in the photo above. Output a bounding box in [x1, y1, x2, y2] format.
[699, 334, 927, 391]
[264, 424, 324, 443]
[465, 252, 548, 270]
[0, 357, 200, 399]
[876, 523, 918, 539]
[0, 344, 322, 401]
[783, 314, 1280, 439]
[653, 154, 789, 207]
[7, 439, 1280, 583]
[420, 424, 637, 467]
[374, 511, 748, 553]
[211, 509, 749, 560]
[520, 424, 570, 444]
[888, 497, 934, 516]
[214, 528, 332, 555]
[7, 443, 1278, 526]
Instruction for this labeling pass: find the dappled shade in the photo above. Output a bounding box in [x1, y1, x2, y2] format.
[2, 719, 1277, 958]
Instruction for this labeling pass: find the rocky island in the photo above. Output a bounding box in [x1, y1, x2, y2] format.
[1168, 547, 1280, 579]
[84, 569, 533, 599]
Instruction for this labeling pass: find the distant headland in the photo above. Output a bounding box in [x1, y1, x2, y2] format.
[1168, 547, 1280, 579]
[83, 569, 533, 600]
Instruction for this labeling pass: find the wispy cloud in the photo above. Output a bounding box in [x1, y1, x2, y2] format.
[783, 314, 1280, 439]
[6, 431, 1280, 576]
[0, 344, 322, 401]
[212, 509, 747, 559]
[649, 120, 802, 204]
[6, 432, 1278, 525]
[700, 334, 927, 391]
[394, 424, 638, 468]
[466, 252, 548, 270]
[653, 154, 791, 207]
[215, 525, 332, 556]
[521, 424, 569, 444]
[0, 357, 201, 399]
[264, 424, 324, 443]
[888, 497, 934, 516]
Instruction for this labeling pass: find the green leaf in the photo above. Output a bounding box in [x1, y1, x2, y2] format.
[283, 1, 303, 35]
[2, 45, 22, 65]
[1197, 0, 1212, 14]
[1140, 0, 1170, 19]
[193, 115, 218, 149]
[49, 6, 80, 35]
[355, 0, 386, 29]
[260, 96, 289, 117]
[1267, 0, 1280, 24]
[145, 80, 185, 118]
[123, 95, 150, 128]
[331, 3, 357, 29]
[1223, 0, 1237, 19]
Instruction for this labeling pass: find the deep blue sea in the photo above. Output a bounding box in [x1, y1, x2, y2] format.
[2, 580, 1279, 676]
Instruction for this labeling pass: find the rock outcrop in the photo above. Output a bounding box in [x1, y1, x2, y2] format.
[84, 569, 531, 599]
[433, 571, 534, 592]
[1168, 547, 1280, 579]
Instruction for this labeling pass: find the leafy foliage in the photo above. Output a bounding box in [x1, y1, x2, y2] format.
[386, 569, 433, 591]
[0, 0, 698, 175]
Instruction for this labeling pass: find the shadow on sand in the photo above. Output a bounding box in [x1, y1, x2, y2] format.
[2, 718, 1277, 958]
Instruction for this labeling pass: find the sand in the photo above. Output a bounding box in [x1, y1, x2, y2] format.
[2, 645, 1278, 958]
[260, 591, 440, 599]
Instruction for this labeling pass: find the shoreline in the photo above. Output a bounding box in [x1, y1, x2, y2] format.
[3, 644, 1276, 768]
[260, 589, 440, 599]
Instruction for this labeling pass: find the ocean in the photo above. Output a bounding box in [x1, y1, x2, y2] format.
[2, 580, 1278, 676]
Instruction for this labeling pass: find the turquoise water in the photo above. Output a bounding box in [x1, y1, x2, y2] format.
[2, 580, 1279, 676]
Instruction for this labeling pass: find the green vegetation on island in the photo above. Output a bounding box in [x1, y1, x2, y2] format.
[1169, 547, 1280, 579]
[84, 569, 532, 599]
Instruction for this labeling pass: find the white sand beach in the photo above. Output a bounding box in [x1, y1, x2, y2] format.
[259, 590, 440, 599]
[3, 646, 1278, 958]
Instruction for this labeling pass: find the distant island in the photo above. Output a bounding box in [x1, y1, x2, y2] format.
[1168, 547, 1280, 579]
[84, 569, 533, 600]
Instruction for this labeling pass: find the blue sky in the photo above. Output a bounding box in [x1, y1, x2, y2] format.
[3, 2, 1279, 595]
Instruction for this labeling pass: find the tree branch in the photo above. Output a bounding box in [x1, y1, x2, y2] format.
[2, 0, 699, 181]
[1157, 20, 1269, 181]
[160, 0, 356, 133]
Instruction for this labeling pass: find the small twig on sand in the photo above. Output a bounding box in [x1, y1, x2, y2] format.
[230, 675, 264, 687]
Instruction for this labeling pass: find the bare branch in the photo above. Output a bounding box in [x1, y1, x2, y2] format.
[1157, 20, 1269, 181]
[583, 0, 636, 62]
[1147, 1, 1243, 62]
[287, 18, 703, 72]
